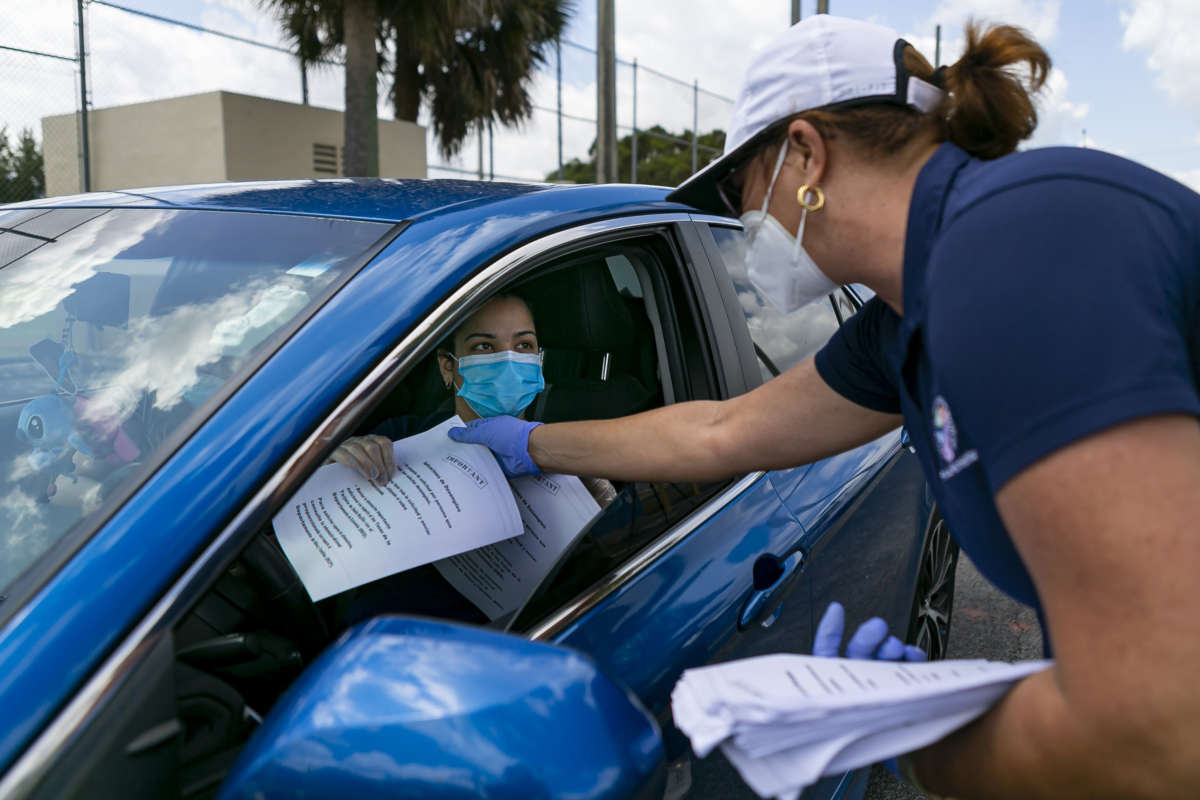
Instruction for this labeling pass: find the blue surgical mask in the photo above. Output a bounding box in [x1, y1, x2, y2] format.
[453, 350, 545, 418]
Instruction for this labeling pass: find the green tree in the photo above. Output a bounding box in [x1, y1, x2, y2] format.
[263, 0, 570, 167]
[0, 128, 45, 202]
[548, 126, 726, 186]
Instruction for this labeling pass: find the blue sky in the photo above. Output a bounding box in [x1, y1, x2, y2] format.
[7, 0, 1200, 188]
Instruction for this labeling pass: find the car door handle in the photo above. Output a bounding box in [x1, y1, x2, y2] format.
[739, 550, 805, 631]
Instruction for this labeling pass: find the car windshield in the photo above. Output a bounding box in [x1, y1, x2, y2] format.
[0, 208, 390, 595]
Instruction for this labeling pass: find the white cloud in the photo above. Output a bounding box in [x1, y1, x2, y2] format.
[1170, 168, 1200, 193]
[1120, 0, 1200, 114]
[902, 2, 1092, 151]
[1027, 67, 1091, 148]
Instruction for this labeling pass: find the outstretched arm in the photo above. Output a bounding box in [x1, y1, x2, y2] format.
[525, 357, 901, 482]
[911, 413, 1200, 799]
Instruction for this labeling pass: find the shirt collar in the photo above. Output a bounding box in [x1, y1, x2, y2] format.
[900, 141, 972, 332]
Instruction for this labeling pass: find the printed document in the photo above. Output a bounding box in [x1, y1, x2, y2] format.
[434, 472, 601, 620]
[273, 417, 522, 601]
[672, 653, 1052, 800]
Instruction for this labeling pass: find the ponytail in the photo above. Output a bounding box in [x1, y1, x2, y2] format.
[938, 21, 1051, 158]
[793, 20, 1051, 162]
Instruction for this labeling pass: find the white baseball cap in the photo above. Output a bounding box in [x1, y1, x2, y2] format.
[668, 15, 944, 214]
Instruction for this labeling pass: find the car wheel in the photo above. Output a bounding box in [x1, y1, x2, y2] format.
[906, 509, 958, 661]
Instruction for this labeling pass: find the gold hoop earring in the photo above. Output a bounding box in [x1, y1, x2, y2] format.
[797, 184, 825, 212]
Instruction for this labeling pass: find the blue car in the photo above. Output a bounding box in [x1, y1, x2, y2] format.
[0, 180, 956, 800]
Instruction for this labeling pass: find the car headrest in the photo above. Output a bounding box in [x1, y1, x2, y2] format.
[525, 262, 634, 351]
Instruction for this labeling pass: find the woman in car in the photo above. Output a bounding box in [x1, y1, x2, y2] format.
[323, 291, 615, 626]
[448, 14, 1200, 800]
[330, 290, 615, 505]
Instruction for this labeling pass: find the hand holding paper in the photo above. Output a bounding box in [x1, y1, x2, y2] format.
[327, 433, 396, 482]
[273, 417, 523, 601]
[672, 653, 1051, 799]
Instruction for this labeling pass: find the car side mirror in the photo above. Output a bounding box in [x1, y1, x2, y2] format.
[218, 617, 666, 800]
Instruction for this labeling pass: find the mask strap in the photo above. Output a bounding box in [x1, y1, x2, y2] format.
[793, 206, 808, 261]
[760, 141, 789, 214]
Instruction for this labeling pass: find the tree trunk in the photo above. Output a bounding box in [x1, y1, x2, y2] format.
[392, 50, 422, 123]
[342, 0, 378, 177]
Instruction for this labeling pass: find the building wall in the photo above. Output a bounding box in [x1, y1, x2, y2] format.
[41, 91, 427, 196]
[220, 93, 426, 180]
[41, 113, 82, 198]
[43, 93, 228, 196]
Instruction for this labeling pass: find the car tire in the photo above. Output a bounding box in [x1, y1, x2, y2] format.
[905, 508, 958, 661]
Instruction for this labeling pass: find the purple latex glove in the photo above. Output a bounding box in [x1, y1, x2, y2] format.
[447, 416, 543, 477]
[813, 601, 927, 661]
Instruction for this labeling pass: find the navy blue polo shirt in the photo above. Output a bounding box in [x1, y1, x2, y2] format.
[815, 142, 1200, 626]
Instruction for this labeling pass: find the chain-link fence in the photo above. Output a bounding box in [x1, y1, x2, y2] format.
[0, 0, 84, 203]
[0, 0, 737, 197]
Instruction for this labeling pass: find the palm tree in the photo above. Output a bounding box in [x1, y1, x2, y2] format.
[384, 0, 569, 159]
[264, 0, 379, 176]
[262, 0, 570, 170]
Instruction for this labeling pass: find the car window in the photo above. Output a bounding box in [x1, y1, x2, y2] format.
[708, 225, 840, 378]
[0, 208, 390, 596]
[280, 231, 728, 634]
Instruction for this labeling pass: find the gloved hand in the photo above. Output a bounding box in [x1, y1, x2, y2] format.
[812, 601, 927, 661]
[328, 434, 396, 483]
[447, 416, 543, 477]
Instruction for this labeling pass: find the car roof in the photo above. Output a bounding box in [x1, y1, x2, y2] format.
[1, 178, 686, 223]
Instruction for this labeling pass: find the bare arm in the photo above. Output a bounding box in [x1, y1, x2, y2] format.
[911, 413, 1200, 799]
[528, 357, 901, 482]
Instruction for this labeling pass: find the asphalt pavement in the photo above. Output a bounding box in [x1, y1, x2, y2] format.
[861, 553, 1044, 800]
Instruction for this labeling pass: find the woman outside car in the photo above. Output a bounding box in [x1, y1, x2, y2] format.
[450, 14, 1200, 799]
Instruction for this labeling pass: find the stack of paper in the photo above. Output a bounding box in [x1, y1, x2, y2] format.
[672, 654, 1052, 799]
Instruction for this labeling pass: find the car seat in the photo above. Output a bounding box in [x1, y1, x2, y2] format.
[522, 260, 660, 423]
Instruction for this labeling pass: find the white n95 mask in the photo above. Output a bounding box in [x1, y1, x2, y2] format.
[740, 143, 838, 313]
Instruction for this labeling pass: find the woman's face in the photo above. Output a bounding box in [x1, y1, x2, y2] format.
[438, 295, 538, 421]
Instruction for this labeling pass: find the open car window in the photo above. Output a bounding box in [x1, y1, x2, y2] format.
[708, 224, 840, 380]
[0, 208, 391, 597]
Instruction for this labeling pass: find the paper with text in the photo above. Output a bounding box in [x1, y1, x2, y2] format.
[672, 654, 1052, 799]
[273, 417, 522, 601]
[434, 472, 601, 620]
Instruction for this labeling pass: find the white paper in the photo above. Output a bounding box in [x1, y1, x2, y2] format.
[671, 654, 1052, 799]
[434, 472, 601, 620]
[273, 417, 522, 601]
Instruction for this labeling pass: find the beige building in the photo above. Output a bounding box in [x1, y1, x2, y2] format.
[42, 90, 427, 197]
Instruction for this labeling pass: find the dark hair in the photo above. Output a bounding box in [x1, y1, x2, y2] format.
[762, 20, 1050, 165]
[438, 289, 536, 355]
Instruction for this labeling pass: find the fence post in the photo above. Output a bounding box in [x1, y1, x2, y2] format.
[556, 38, 563, 181]
[477, 123, 484, 180]
[631, 58, 638, 183]
[76, 0, 91, 192]
[691, 79, 698, 175]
